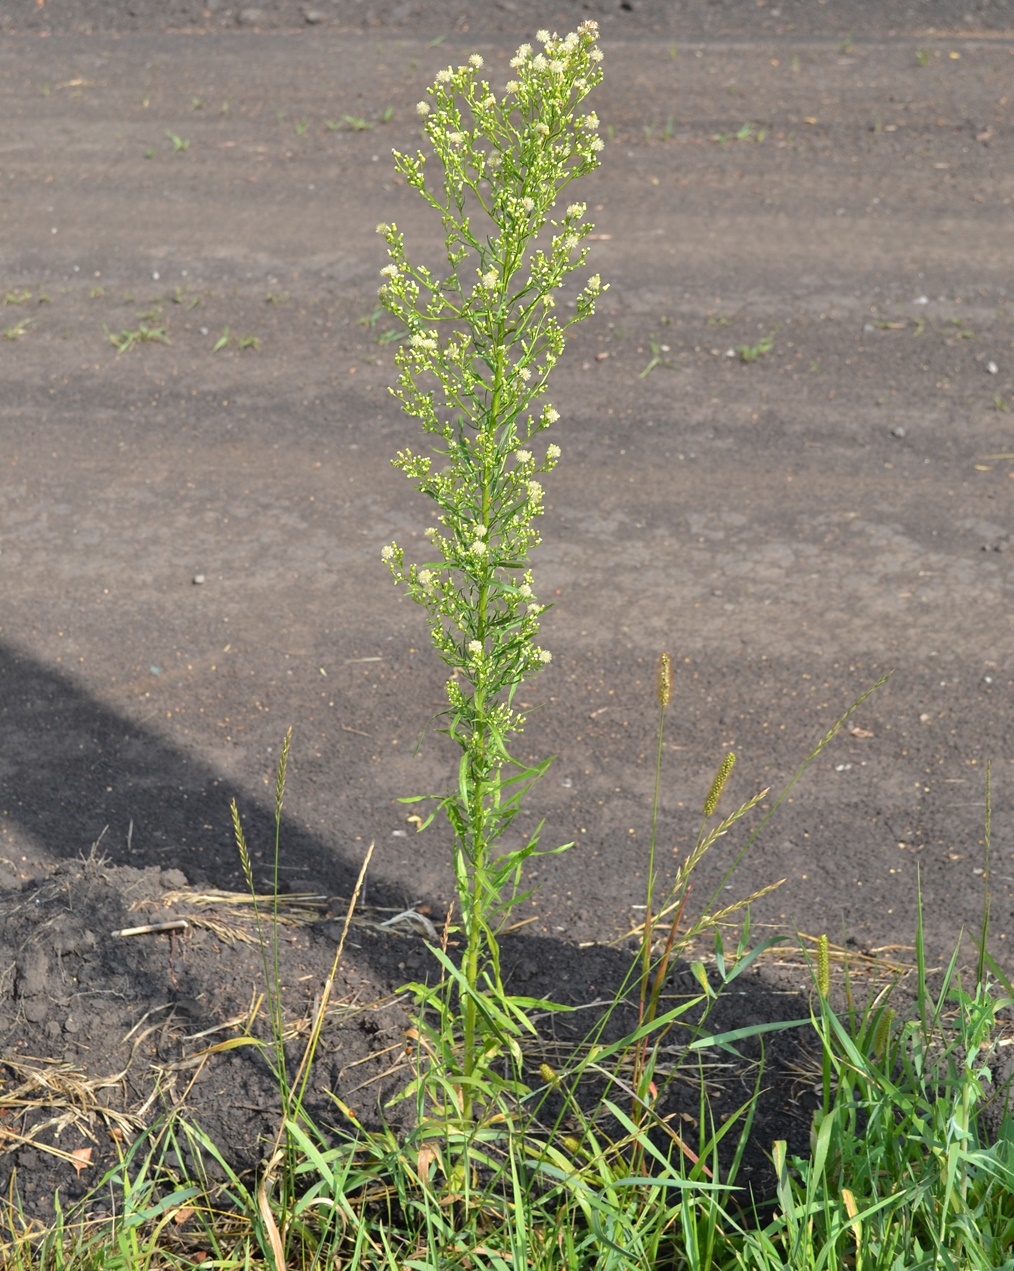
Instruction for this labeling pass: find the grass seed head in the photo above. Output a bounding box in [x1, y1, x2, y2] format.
[656, 651, 672, 708]
[872, 1006, 895, 1059]
[703, 751, 736, 817]
[816, 933, 831, 999]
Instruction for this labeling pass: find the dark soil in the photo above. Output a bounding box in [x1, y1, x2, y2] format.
[2, 0, 1014, 1233]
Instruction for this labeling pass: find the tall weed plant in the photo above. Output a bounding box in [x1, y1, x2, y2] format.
[377, 22, 607, 1119]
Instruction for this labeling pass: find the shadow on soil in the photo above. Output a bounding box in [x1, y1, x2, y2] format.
[0, 638, 821, 1225]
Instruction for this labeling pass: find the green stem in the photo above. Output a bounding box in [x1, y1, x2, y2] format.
[631, 697, 667, 1139]
[460, 311, 505, 1124]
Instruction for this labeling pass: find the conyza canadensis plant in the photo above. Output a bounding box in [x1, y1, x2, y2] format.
[376, 23, 607, 1121]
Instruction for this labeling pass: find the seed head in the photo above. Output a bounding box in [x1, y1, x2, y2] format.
[656, 652, 672, 708]
[871, 1007, 895, 1060]
[816, 934, 831, 1000]
[703, 751, 735, 818]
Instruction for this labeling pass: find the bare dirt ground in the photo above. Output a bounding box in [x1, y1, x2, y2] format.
[2, 0, 1014, 1228]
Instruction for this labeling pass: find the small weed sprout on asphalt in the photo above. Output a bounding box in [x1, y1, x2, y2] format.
[104, 321, 171, 352]
[376, 22, 607, 1130]
[2, 316, 34, 340]
[738, 331, 775, 363]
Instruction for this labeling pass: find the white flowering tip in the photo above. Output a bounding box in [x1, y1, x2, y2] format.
[527, 480, 543, 500]
[480, 268, 499, 290]
[590, 136, 605, 152]
[468, 53, 484, 68]
[376, 221, 391, 234]
[586, 274, 601, 292]
[532, 54, 548, 72]
[410, 333, 437, 350]
[472, 523, 487, 537]
[416, 101, 430, 116]
[467, 639, 484, 659]
[470, 540, 487, 555]
[515, 449, 532, 464]
[518, 366, 532, 381]
[447, 131, 464, 146]
[519, 583, 533, 598]
[380, 264, 399, 278]
[547, 443, 562, 459]
[417, 569, 434, 586]
[381, 544, 395, 562]
[424, 526, 438, 538]
[537, 649, 552, 664]
[435, 68, 453, 83]
[544, 406, 560, 424]
[505, 80, 520, 94]
[536, 28, 551, 43]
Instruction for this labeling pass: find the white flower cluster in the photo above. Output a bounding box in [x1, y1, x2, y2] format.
[374, 19, 605, 753]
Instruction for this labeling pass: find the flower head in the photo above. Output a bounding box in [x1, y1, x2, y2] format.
[380, 263, 400, 278]
[515, 449, 532, 464]
[467, 639, 484, 659]
[416, 101, 430, 116]
[435, 68, 453, 83]
[535, 29, 550, 44]
[381, 544, 395, 562]
[547, 443, 561, 459]
[468, 53, 484, 68]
